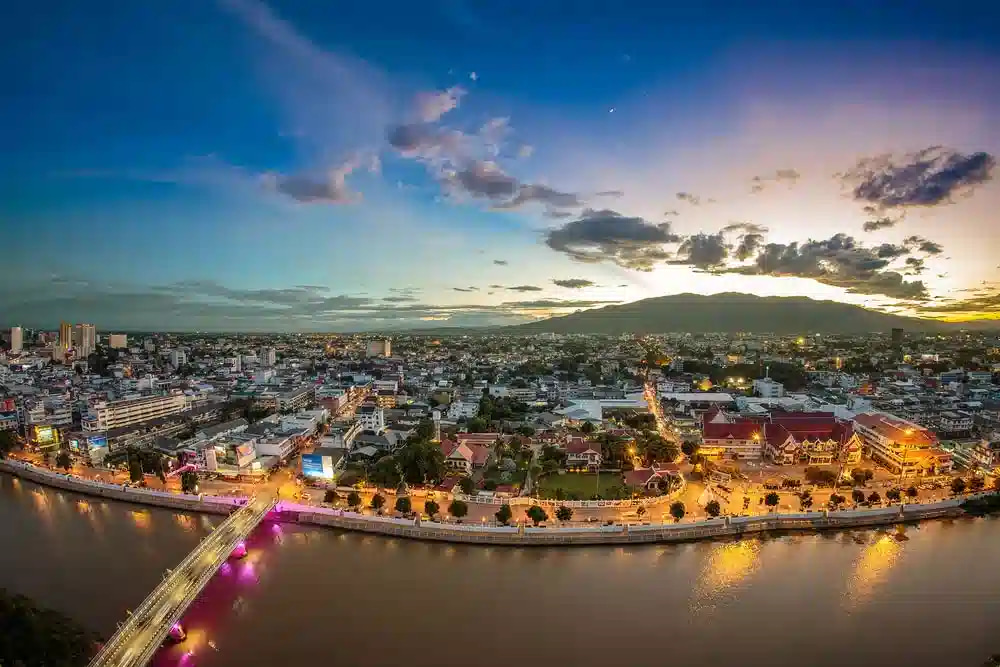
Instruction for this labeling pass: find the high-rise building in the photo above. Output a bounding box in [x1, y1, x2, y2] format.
[365, 339, 391, 357]
[73, 324, 96, 357]
[82, 393, 188, 433]
[891, 327, 904, 346]
[59, 322, 72, 347]
[169, 349, 187, 368]
[108, 334, 128, 349]
[9, 326, 22, 353]
[261, 347, 277, 367]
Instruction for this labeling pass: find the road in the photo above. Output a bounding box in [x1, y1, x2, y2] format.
[88, 496, 276, 667]
[643, 379, 675, 443]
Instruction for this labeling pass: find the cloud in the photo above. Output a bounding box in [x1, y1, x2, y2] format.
[840, 146, 996, 211]
[502, 299, 620, 309]
[676, 192, 701, 205]
[749, 168, 801, 193]
[920, 289, 1000, 314]
[414, 86, 466, 122]
[903, 236, 944, 255]
[873, 243, 910, 259]
[663, 209, 679, 216]
[595, 190, 624, 198]
[545, 208, 682, 271]
[904, 257, 926, 274]
[262, 156, 363, 203]
[517, 145, 534, 159]
[671, 233, 729, 269]
[381, 295, 419, 302]
[492, 259, 508, 266]
[543, 209, 574, 219]
[495, 183, 583, 210]
[721, 222, 768, 234]
[452, 286, 479, 292]
[862, 217, 899, 232]
[552, 279, 596, 289]
[505, 285, 543, 292]
[720, 222, 768, 261]
[443, 160, 519, 200]
[721, 233, 928, 300]
[387, 123, 466, 160]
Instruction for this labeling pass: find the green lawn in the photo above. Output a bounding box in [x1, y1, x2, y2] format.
[481, 465, 527, 488]
[536, 472, 622, 500]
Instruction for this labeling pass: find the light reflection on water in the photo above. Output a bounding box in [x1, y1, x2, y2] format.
[691, 539, 762, 611]
[843, 532, 903, 611]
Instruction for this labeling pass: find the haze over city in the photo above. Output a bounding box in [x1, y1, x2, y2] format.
[3, 0, 999, 331]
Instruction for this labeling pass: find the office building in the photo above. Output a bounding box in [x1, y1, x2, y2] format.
[82, 393, 188, 433]
[262, 347, 277, 367]
[108, 334, 128, 349]
[169, 349, 187, 368]
[9, 326, 22, 353]
[366, 339, 391, 357]
[59, 322, 72, 347]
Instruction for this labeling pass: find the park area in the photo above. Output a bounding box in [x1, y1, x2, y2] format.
[536, 472, 623, 500]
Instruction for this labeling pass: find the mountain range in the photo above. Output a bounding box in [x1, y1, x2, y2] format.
[507, 293, 996, 335]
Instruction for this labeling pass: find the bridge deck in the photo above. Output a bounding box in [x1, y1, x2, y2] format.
[88, 496, 276, 667]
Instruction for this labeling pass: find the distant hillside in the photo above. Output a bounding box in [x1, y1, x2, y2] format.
[508, 292, 986, 335]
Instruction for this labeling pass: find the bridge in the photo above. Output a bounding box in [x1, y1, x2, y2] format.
[88, 495, 277, 667]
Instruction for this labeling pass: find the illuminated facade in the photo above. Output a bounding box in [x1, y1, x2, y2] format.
[83, 393, 188, 433]
[853, 412, 953, 475]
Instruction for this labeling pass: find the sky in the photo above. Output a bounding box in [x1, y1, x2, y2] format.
[2, 0, 999, 332]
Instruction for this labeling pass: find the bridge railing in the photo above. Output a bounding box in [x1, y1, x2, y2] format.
[88, 497, 275, 667]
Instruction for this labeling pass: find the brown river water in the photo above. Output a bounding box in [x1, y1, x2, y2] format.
[3, 473, 999, 667]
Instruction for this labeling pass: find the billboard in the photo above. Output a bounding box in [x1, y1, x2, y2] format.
[301, 453, 334, 479]
[33, 425, 57, 445]
[87, 435, 108, 450]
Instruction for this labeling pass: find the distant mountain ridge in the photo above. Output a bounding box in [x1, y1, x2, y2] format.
[508, 292, 994, 335]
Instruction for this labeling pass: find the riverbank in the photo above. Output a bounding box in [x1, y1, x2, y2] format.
[0, 459, 984, 546]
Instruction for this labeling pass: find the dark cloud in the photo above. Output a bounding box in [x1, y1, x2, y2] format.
[263, 159, 361, 204]
[862, 217, 899, 232]
[495, 183, 582, 209]
[903, 236, 944, 255]
[552, 279, 596, 289]
[595, 190, 624, 198]
[503, 299, 620, 309]
[676, 192, 701, 205]
[750, 168, 801, 193]
[387, 123, 464, 158]
[920, 289, 1000, 313]
[874, 243, 910, 259]
[545, 208, 682, 270]
[734, 233, 765, 261]
[493, 259, 508, 265]
[452, 287, 479, 292]
[444, 160, 519, 200]
[381, 295, 420, 302]
[506, 285, 543, 292]
[841, 146, 995, 211]
[663, 209, 679, 216]
[543, 209, 574, 219]
[722, 233, 928, 299]
[722, 222, 769, 234]
[904, 257, 926, 274]
[671, 233, 729, 269]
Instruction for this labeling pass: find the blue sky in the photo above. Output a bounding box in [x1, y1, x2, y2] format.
[2, 0, 999, 331]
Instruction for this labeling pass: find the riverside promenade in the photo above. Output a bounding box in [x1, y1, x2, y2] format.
[1, 458, 979, 547]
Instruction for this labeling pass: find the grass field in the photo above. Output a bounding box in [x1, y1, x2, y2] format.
[536, 472, 621, 500]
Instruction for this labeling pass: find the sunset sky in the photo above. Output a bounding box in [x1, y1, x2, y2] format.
[2, 0, 999, 331]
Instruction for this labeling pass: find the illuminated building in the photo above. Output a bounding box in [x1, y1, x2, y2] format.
[365, 339, 391, 357]
[82, 393, 188, 433]
[108, 333, 128, 349]
[9, 326, 22, 353]
[853, 412, 953, 475]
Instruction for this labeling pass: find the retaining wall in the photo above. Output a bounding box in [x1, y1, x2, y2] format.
[1, 459, 978, 546]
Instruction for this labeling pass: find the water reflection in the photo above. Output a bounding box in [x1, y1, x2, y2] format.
[692, 539, 762, 610]
[131, 510, 151, 531]
[843, 532, 902, 611]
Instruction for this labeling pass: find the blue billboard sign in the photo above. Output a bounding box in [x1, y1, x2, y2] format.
[87, 435, 108, 450]
[301, 453, 333, 479]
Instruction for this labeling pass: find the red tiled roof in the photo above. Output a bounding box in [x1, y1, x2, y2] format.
[854, 412, 936, 447]
[623, 468, 657, 487]
[435, 476, 461, 491]
[467, 443, 491, 466]
[457, 432, 504, 444]
[703, 419, 760, 441]
[566, 439, 598, 455]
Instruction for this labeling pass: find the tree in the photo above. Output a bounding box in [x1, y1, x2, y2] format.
[851, 489, 866, 505]
[906, 486, 919, 499]
[424, 499, 440, 519]
[828, 493, 846, 508]
[994, 477, 1000, 493]
[323, 489, 340, 504]
[0, 430, 18, 459]
[370, 455, 402, 489]
[950, 477, 967, 495]
[867, 491, 881, 505]
[347, 491, 362, 510]
[580, 421, 595, 434]
[705, 499, 721, 517]
[395, 496, 412, 515]
[525, 504, 548, 526]
[555, 505, 573, 522]
[636, 505, 646, 518]
[886, 488, 902, 502]
[851, 470, 869, 487]
[181, 471, 199, 494]
[764, 492, 780, 510]
[681, 441, 698, 457]
[413, 420, 435, 441]
[467, 417, 487, 433]
[370, 493, 386, 512]
[495, 503, 512, 525]
[55, 451, 72, 471]
[669, 501, 686, 522]
[516, 425, 535, 437]
[799, 490, 813, 510]
[127, 454, 144, 483]
[458, 477, 475, 495]
[448, 499, 468, 520]
[395, 439, 446, 486]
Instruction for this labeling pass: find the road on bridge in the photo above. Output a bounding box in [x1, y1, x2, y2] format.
[89, 496, 275, 667]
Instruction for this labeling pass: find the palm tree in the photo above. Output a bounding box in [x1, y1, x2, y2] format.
[764, 492, 780, 510]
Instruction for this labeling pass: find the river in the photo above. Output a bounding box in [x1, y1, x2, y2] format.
[3, 473, 1000, 667]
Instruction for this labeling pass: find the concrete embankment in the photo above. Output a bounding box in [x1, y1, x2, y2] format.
[1, 459, 976, 546]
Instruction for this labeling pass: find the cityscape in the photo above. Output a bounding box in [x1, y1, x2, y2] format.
[3, 0, 1000, 666]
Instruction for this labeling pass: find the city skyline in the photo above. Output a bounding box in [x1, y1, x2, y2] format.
[3, 0, 999, 331]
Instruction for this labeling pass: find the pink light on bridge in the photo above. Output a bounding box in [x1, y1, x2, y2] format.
[230, 541, 247, 559]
